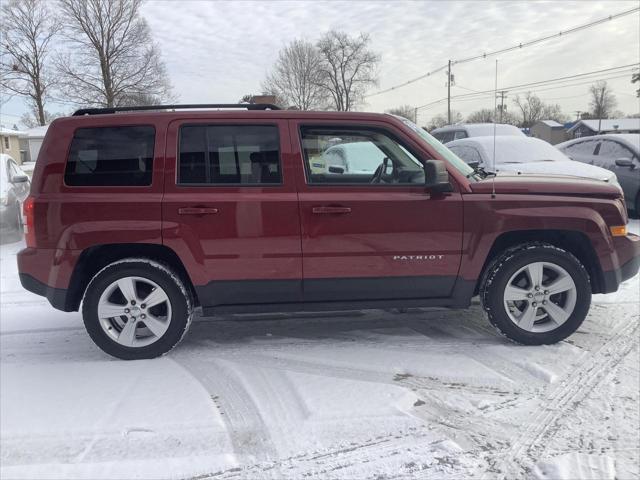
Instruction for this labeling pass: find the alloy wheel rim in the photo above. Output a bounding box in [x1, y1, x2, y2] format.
[97, 276, 172, 347]
[503, 261, 577, 333]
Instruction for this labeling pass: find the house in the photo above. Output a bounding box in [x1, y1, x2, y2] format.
[0, 127, 27, 164]
[24, 125, 49, 163]
[530, 120, 566, 145]
[567, 118, 640, 138]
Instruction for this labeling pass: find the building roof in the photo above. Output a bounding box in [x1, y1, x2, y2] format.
[537, 120, 563, 128]
[25, 125, 49, 138]
[0, 127, 27, 137]
[567, 118, 640, 133]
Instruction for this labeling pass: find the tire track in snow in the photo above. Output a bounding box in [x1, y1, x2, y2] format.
[175, 354, 279, 462]
[489, 316, 639, 478]
[188, 428, 470, 480]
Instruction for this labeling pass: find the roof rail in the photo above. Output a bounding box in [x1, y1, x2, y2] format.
[72, 103, 281, 116]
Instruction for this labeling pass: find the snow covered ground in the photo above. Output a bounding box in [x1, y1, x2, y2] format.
[1, 222, 638, 480]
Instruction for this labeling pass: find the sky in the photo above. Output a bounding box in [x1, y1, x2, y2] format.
[1, 0, 639, 129]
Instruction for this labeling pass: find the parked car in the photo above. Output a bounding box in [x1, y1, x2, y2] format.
[0, 154, 30, 235]
[322, 141, 396, 174]
[446, 136, 618, 185]
[431, 123, 525, 144]
[557, 134, 640, 215]
[18, 105, 639, 360]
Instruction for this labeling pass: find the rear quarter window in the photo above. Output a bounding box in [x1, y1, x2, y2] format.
[64, 126, 155, 186]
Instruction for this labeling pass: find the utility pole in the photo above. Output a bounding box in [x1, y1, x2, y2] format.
[496, 91, 508, 123]
[447, 60, 452, 124]
[414, 107, 419, 125]
[574, 111, 582, 121]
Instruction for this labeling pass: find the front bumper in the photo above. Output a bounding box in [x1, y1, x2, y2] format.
[601, 233, 640, 293]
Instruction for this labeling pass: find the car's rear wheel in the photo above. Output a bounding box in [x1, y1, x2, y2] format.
[480, 243, 591, 345]
[82, 259, 193, 360]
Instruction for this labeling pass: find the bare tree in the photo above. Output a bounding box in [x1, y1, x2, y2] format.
[466, 109, 495, 123]
[262, 40, 327, 110]
[56, 0, 172, 107]
[589, 81, 617, 121]
[0, 0, 59, 126]
[386, 105, 416, 122]
[316, 31, 379, 111]
[465, 108, 520, 125]
[633, 73, 639, 98]
[426, 111, 462, 131]
[20, 109, 64, 128]
[513, 92, 566, 128]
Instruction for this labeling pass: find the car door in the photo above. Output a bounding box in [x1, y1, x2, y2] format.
[597, 139, 639, 204]
[292, 120, 463, 302]
[162, 118, 303, 308]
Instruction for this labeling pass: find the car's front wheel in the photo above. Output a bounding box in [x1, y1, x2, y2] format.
[480, 243, 591, 345]
[82, 259, 193, 360]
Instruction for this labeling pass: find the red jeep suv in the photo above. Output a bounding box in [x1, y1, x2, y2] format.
[17, 104, 640, 359]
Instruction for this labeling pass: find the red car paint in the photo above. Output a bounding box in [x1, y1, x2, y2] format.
[17, 110, 640, 314]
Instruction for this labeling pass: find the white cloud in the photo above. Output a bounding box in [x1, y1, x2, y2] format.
[141, 0, 640, 122]
[1, 0, 638, 127]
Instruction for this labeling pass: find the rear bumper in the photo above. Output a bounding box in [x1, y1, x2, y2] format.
[601, 233, 640, 293]
[17, 247, 79, 312]
[19, 273, 71, 311]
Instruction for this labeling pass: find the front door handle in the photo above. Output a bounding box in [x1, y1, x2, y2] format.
[178, 207, 219, 215]
[312, 206, 351, 214]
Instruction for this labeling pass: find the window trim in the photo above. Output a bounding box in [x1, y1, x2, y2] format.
[298, 124, 428, 187]
[176, 123, 284, 187]
[63, 124, 156, 188]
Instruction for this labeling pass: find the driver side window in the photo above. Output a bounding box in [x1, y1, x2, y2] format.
[300, 126, 424, 185]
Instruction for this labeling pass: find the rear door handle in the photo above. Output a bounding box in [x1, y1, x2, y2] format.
[178, 207, 219, 215]
[312, 206, 351, 214]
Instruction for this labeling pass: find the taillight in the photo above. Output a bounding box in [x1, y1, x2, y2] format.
[23, 196, 36, 248]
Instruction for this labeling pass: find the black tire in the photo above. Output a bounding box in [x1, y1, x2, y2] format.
[480, 242, 591, 345]
[82, 259, 193, 360]
[634, 193, 640, 219]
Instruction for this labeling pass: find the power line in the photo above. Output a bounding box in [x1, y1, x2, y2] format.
[415, 69, 637, 112]
[366, 7, 639, 98]
[366, 65, 448, 98]
[453, 7, 639, 65]
[415, 64, 638, 110]
[417, 72, 635, 111]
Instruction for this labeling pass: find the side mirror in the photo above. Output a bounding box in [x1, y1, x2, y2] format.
[424, 160, 452, 193]
[328, 165, 345, 174]
[467, 160, 480, 169]
[10, 174, 29, 184]
[615, 158, 634, 168]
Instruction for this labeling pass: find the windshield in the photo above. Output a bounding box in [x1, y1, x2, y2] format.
[397, 117, 478, 180]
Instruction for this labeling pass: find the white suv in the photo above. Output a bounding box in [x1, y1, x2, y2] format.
[431, 123, 525, 144]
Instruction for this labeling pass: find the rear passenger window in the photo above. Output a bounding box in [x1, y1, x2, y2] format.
[453, 131, 468, 140]
[563, 140, 596, 155]
[178, 125, 281, 185]
[65, 126, 155, 186]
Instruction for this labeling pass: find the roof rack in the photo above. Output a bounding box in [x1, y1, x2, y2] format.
[72, 103, 281, 116]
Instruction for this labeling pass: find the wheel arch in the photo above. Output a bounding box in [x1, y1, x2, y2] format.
[66, 243, 198, 311]
[475, 229, 605, 295]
